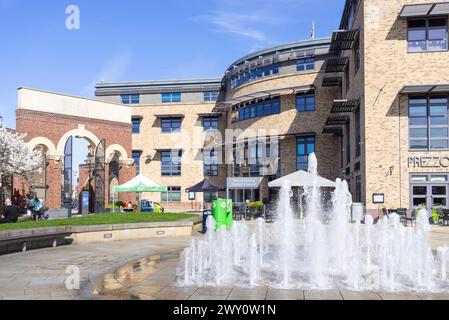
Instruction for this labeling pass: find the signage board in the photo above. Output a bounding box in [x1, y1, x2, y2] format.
[408, 156, 449, 168]
[227, 177, 262, 189]
[372, 193, 385, 204]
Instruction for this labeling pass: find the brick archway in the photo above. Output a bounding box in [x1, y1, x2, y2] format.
[15, 88, 136, 210]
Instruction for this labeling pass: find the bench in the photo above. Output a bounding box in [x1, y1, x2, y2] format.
[0, 232, 73, 254]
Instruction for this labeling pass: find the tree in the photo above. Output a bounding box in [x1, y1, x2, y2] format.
[0, 127, 43, 199]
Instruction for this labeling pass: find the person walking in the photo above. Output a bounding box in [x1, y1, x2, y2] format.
[0, 199, 19, 224]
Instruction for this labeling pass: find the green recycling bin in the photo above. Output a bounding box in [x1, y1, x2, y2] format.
[212, 199, 233, 231]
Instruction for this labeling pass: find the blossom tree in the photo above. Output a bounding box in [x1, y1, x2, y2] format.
[0, 127, 43, 196]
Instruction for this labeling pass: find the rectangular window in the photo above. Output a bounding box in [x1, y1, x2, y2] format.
[408, 18, 448, 52]
[296, 91, 316, 112]
[409, 95, 449, 150]
[132, 151, 142, 176]
[296, 136, 316, 171]
[203, 116, 219, 131]
[204, 91, 219, 102]
[161, 117, 182, 133]
[204, 149, 219, 176]
[161, 150, 182, 176]
[355, 107, 361, 158]
[354, 40, 361, 74]
[132, 117, 141, 134]
[238, 97, 281, 122]
[297, 57, 315, 72]
[161, 187, 182, 202]
[121, 94, 140, 105]
[204, 192, 218, 203]
[162, 92, 181, 103]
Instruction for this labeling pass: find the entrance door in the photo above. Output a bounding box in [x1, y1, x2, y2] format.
[411, 174, 449, 213]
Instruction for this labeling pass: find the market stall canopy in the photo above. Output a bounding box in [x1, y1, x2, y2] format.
[186, 179, 224, 193]
[113, 174, 167, 193]
[268, 170, 336, 188]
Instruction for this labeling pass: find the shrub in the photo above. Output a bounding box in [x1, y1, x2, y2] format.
[247, 201, 264, 208]
[115, 201, 126, 208]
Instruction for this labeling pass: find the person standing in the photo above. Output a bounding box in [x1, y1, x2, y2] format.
[1, 199, 19, 224]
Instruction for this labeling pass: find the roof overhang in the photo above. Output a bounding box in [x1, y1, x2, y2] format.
[214, 85, 314, 112]
[331, 99, 360, 113]
[329, 30, 359, 52]
[400, 2, 449, 17]
[325, 57, 349, 73]
[326, 115, 350, 126]
[401, 84, 449, 94]
[322, 76, 342, 87]
[154, 114, 185, 119]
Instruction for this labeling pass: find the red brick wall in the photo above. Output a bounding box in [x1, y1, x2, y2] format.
[16, 109, 134, 210]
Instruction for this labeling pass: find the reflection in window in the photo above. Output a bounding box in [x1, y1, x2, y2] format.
[408, 18, 448, 52]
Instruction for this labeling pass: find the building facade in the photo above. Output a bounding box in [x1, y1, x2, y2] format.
[14, 0, 449, 216]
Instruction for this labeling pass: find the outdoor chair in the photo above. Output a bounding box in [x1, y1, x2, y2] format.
[443, 210, 449, 226]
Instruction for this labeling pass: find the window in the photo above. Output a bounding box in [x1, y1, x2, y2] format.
[346, 123, 351, 164]
[355, 175, 362, 203]
[121, 94, 140, 105]
[161, 187, 181, 202]
[204, 91, 219, 102]
[354, 40, 361, 74]
[237, 97, 281, 122]
[345, 65, 350, 93]
[343, 0, 359, 30]
[161, 150, 182, 176]
[296, 91, 316, 112]
[132, 117, 141, 134]
[297, 57, 315, 72]
[162, 92, 181, 103]
[161, 117, 182, 133]
[204, 192, 218, 203]
[230, 63, 280, 89]
[408, 18, 448, 52]
[204, 149, 219, 176]
[132, 151, 142, 176]
[296, 136, 316, 171]
[355, 107, 361, 157]
[409, 95, 449, 150]
[203, 116, 219, 131]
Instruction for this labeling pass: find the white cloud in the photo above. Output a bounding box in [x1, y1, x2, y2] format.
[83, 52, 131, 96]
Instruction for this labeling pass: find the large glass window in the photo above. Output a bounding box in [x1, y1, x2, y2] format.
[296, 136, 316, 171]
[203, 116, 219, 131]
[121, 94, 140, 104]
[161, 187, 182, 202]
[161, 150, 182, 176]
[204, 192, 218, 203]
[409, 95, 449, 150]
[161, 117, 182, 133]
[162, 92, 181, 103]
[230, 64, 279, 89]
[132, 151, 142, 176]
[203, 149, 219, 176]
[297, 57, 315, 72]
[237, 97, 281, 122]
[132, 117, 141, 134]
[204, 91, 219, 102]
[408, 18, 448, 52]
[296, 91, 316, 112]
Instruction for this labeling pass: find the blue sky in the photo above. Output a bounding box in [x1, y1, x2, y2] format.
[0, 0, 346, 129]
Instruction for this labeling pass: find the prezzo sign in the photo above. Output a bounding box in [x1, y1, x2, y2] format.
[227, 177, 262, 189]
[408, 156, 449, 168]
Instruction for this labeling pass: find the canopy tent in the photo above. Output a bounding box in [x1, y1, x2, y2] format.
[186, 179, 224, 193]
[268, 170, 336, 188]
[113, 174, 167, 193]
[112, 175, 167, 212]
[186, 179, 224, 211]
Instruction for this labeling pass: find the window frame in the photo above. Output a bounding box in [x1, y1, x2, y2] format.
[407, 17, 448, 53]
[161, 150, 182, 176]
[161, 117, 182, 133]
[121, 94, 140, 105]
[204, 91, 219, 102]
[161, 186, 182, 202]
[237, 97, 281, 122]
[296, 57, 315, 72]
[296, 91, 316, 112]
[203, 149, 219, 176]
[132, 150, 142, 176]
[131, 117, 142, 134]
[296, 136, 316, 171]
[161, 92, 182, 103]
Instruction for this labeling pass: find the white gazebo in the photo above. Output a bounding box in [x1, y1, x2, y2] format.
[268, 170, 336, 188]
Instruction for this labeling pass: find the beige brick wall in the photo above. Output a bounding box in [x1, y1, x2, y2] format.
[363, 0, 449, 213]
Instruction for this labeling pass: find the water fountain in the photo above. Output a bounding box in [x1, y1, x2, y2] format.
[177, 153, 449, 293]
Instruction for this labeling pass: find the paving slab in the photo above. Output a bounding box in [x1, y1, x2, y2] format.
[379, 292, 422, 300]
[340, 289, 382, 300]
[417, 293, 449, 300]
[189, 294, 228, 301]
[195, 287, 233, 297]
[304, 289, 343, 300]
[266, 289, 304, 300]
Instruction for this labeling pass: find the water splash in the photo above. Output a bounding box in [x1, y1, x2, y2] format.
[177, 153, 449, 293]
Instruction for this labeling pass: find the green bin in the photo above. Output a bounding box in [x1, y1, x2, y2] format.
[212, 199, 233, 231]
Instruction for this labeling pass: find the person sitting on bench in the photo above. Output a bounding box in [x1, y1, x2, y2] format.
[0, 199, 19, 224]
[124, 201, 134, 212]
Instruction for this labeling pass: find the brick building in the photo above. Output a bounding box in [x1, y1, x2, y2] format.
[13, 0, 449, 216]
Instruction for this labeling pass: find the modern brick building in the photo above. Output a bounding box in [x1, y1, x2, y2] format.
[14, 0, 449, 217]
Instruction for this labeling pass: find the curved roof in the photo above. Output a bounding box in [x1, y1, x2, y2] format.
[225, 37, 331, 72]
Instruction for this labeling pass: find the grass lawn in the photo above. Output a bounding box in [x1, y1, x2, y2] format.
[0, 212, 199, 231]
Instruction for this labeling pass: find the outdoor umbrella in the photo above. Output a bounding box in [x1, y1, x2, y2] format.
[112, 174, 167, 212]
[186, 179, 224, 210]
[268, 170, 336, 188]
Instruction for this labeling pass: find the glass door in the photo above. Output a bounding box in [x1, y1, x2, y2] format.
[411, 174, 449, 213]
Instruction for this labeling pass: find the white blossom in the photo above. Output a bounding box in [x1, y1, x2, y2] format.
[0, 127, 43, 185]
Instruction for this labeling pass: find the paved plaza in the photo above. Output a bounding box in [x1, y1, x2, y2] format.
[0, 224, 449, 300]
